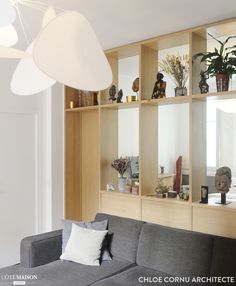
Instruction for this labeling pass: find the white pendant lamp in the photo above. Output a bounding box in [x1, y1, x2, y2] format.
[10, 7, 57, 95]
[11, 41, 56, 95]
[0, 25, 18, 46]
[33, 11, 112, 91]
[0, 46, 31, 58]
[0, 0, 16, 28]
[42, 7, 56, 28]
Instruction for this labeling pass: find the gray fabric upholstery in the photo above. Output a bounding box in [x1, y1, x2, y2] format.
[91, 266, 171, 286]
[95, 213, 145, 262]
[0, 258, 133, 286]
[137, 223, 213, 277]
[210, 236, 236, 277]
[20, 230, 62, 268]
[91, 266, 206, 286]
[2, 213, 236, 286]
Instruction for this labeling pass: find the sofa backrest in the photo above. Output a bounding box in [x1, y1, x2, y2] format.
[210, 236, 236, 277]
[136, 223, 213, 277]
[95, 213, 145, 262]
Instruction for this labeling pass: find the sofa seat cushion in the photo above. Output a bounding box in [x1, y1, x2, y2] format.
[211, 236, 236, 277]
[0, 258, 134, 286]
[95, 213, 145, 262]
[137, 223, 213, 277]
[91, 266, 206, 286]
[91, 266, 171, 286]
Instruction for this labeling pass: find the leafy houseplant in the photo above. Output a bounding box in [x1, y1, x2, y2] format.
[193, 33, 236, 92]
[159, 53, 189, 96]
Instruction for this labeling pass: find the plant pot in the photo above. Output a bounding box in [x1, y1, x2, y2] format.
[118, 177, 127, 192]
[215, 74, 229, 92]
[175, 87, 187, 96]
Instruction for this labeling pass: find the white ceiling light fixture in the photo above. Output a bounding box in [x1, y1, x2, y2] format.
[1, 2, 112, 95]
[0, 0, 16, 28]
[42, 6, 56, 28]
[0, 25, 18, 47]
[0, 46, 31, 58]
[10, 7, 57, 96]
[33, 11, 113, 91]
[11, 41, 56, 95]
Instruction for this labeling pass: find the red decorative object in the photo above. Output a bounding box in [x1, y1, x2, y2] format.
[174, 156, 182, 194]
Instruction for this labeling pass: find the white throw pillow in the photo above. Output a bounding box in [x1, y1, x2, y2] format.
[60, 223, 108, 266]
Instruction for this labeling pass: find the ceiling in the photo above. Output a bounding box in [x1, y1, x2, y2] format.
[14, 0, 236, 50]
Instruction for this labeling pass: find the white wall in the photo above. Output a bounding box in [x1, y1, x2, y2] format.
[0, 60, 63, 267]
[158, 104, 189, 174]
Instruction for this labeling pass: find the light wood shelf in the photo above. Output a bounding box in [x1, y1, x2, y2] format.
[141, 96, 191, 106]
[100, 190, 140, 198]
[64, 16, 236, 238]
[100, 101, 140, 109]
[65, 106, 99, 112]
[192, 90, 236, 101]
[142, 195, 190, 205]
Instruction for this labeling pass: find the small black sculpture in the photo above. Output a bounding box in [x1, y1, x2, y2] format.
[199, 71, 209, 94]
[151, 72, 166, 99]
[117, 89, 123, 103]
[109, 85, 117, 103]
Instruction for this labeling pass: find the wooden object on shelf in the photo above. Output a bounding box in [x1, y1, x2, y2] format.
[64, 16, 236, 239]
[174, 156, 182, 194]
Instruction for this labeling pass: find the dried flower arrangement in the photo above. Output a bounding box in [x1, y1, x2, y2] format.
[111, 157, 130, 178]
[159, 53, 189, 88]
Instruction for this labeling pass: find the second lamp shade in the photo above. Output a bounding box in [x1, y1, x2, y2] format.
[33, 11, 112, 91]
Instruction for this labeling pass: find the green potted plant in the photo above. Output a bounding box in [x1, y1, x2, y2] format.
[193, 33, 236, 92]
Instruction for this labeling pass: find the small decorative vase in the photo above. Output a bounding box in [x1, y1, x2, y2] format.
[118, 177, 127, 192]
[175, 87, 187, 96]
[215, 74, 229, 92]
[199, 73, 209, 94]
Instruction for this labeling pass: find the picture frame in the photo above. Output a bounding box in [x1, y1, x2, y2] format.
[200, 186, 208, 204]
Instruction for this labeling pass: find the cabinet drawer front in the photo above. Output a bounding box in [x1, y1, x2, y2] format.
[100, 192, 141, 220]
[193, 206, 236, 238]
[142, 199, 191, 230]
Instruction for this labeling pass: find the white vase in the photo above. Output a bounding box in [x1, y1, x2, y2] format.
[118, 177, 127, 192]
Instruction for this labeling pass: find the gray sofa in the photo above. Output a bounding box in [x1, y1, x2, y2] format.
[0, 213, 236, 286]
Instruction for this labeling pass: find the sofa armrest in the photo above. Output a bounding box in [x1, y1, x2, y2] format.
[20, 229, 62, 268]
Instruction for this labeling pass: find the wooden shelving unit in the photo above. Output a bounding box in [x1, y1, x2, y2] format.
[64, 17, 236, 238]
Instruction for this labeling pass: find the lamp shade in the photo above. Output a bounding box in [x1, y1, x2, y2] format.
[42, 7, 56, 28]
[0, 46, 31, 58]
[0, 25, 18, 46]
[0, 0, 16, 28]
[33, 11, 112, 91]
[11, 41, 56, 95]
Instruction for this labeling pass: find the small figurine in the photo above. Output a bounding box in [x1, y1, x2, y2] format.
[199, 71, 209, 94]
[109, 85, 117, 103]
[160, 166, 164, 174]
[151, 72, 166, 99]
[132, 77, 139, 96]
[117, 89, 123, 103]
